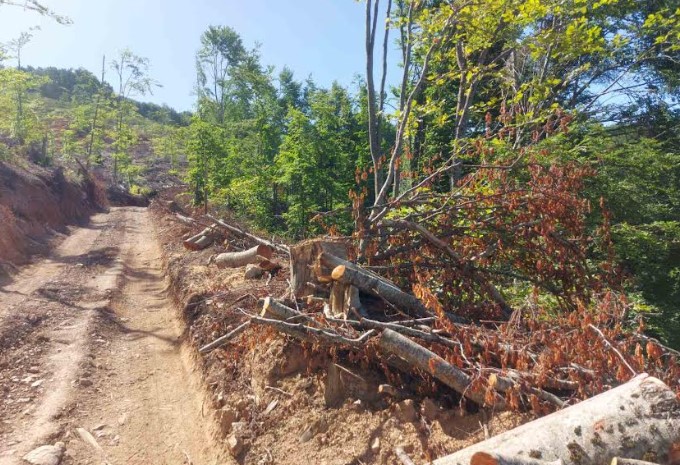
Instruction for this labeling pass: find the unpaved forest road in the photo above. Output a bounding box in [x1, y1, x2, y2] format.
[0, 207, 224, 465]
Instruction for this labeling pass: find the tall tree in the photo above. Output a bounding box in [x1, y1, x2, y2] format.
[195, 25, 246, 124]
[110, 49, 157, 182]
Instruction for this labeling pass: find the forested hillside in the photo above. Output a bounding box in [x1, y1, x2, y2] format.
[0, 46, 189, 192]
[1, 0, 678, 350]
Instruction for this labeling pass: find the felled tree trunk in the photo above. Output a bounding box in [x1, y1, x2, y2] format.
[433, 374, 680, 465]
[207, 214, 289, 254]
[213, 245, 273, 269]
[289, 239, 349, 298]
[183, 226, 218, 251]
[260, 297, 301, 320]
[321, 253, 432, 319]
[379, 329, 505, 408]
[471, 453, 562, 465]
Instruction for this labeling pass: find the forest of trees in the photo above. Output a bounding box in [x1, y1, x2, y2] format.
[0, 0, 678, 347]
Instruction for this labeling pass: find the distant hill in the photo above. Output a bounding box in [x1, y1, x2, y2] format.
[24, 66, 192, 126]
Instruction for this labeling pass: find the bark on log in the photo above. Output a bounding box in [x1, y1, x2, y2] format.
[207, 214, 289, 254]
[249, 315, 374, 349]
[471, 452, 562, 465]
[213, 245, 273, 269]
[260, 297, 304, 321]
[322, 253, 432, 319]
[184, 234, 212, 251]
[183, 226, 218, 251]
[329, 282, 347, 318]
[175, 213, 197, 226]
[433, 374, 680, 465]
[378, 329, 506, 408]
[610, 459, 661, 465]
[290, 238, 349, 298]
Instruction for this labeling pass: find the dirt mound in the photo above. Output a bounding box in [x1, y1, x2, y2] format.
[149, 194, 530, 465]
[0, 161, 106, 275]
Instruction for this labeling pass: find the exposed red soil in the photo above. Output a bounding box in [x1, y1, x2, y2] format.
[0, 161, 106, 276]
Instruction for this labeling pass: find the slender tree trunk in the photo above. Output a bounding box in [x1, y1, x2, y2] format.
[366, 0, 382, 199]
[87, 55, 106, 168]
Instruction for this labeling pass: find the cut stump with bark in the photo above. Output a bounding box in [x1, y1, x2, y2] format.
[433, 374, 680, 465]
[289, 238, 349, 298]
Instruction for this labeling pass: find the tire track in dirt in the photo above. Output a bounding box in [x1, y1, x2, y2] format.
[0, 207, 225, 465]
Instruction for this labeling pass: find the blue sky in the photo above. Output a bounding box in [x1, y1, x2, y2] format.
[0, 0, 395, 111]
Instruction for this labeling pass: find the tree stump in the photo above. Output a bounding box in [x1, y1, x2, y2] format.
[289, 238, 349, 298]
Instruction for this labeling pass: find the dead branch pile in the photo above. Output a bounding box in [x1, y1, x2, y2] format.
[196, 234, 679, 413]
[178, 213, 680, 465]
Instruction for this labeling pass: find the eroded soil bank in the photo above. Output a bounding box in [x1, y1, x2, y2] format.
[0, 161, 106, 281]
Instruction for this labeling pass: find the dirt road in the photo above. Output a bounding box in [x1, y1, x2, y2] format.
[0, 207, 224, 465]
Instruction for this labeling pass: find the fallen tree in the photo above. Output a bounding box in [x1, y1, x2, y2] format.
[183, 226, 219, 251]
[320, 252, 433, 319]
[379, 329, 506, 408]
[207, 214, 289, 255]
[433, 374, 680, 465]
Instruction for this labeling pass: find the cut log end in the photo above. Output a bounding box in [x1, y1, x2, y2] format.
[331, 264, 346, 281]
[611, 458, 662, 465]
[261, 296, 273, 317]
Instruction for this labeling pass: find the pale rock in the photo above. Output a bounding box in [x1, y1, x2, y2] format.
[299, 418, 328, 443]
[421, 398, 440, 421]
[22, 442, 65, 465]
[78, 378, 93, 387]
[227, 434, 243, 456]
[218, 408, 237, 436]
[394, 399, 417, 423]
[371, 437, 381, 453]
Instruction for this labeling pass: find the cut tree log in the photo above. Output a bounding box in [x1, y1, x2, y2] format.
[260, 297, 303, 321]
[329, 282, 347, 318]
[183, 226, 218, 251]
[610, 459, 661, 465]
[433, 374, 680, 465]
[471, 452, 563, 465]
[175, 213, 197, 226]
[290, 238, 349, 297]
[322, 253, 432, 319]
[207, 214, 289, 255]
[378, 329, 506, 408]
[213, 245, 273, 269]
